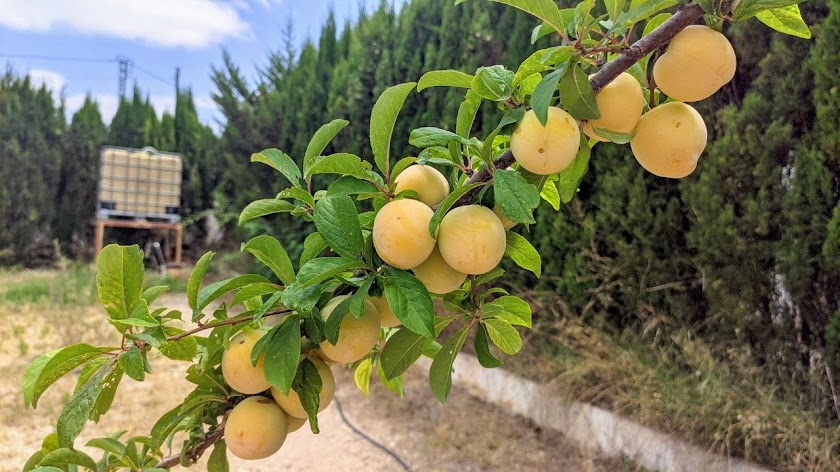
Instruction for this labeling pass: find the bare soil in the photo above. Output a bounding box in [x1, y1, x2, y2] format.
[1, 293, 618, 472]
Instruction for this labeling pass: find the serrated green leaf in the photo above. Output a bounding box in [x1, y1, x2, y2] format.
[304, 119, 350, 176]
[86, 437, 126, 456]
[755, 4, 810, 38]
[96, 244, 144, 323]
[24, 344, 110, 408]
[409, 127, 472, 148]
[514, 46, 574, 85]
[38, 448, 98, 470]
[293, 257, 366, 289]
[231, 282, 278, 307]
[384, 268, 435, 338]
[141, 285, 169, 305]
[252, 291, 282, 324]
[188, 251, 214, 312]
[477, 0, 572, 36]
[292, 358, 323, 433]
[605, 0, 628, 21]
[456, 90, 483, 138]
[559, 65, 600, 120]
[370, 82, 416, 175]
[118, 347, 146, 381]
[483, 318, 522, 355]
[327, 175, 379, 197]
[57, 370, 104, 447]
[504, 232, 542, 277]
[380, 328, 427, 379]
[89, 364, 123, 422]
[307, 153, 374, 180]
[429, 327, 468, 403]
[313, 195, 364, 259]
[474, 324, 503, 368]
[377, 362, 404, 397]
[592, 127, 636, 144]
[354, 358, 373, 395]
[251, 148, 302, 187]
[323, 296, 353, 345]
[242, 235, 295, 285]
[238, 199, 296, 226]
[417, 70, 473, 91]
[198, 274, 269, 310]
[733, 0, 804, 21]
[557, 138, 591, 203]
[494, 169, 540, 225]
[159, 327, 198, 361]
[264, 315, 302, 395]
[349, 277, 374, 318]
[300, 232, 329, 267]
[540, 179, 560, 210]
[471, 65, 514, 101]
[390, 156, 418, 183]
[277, 186, 315, 207]
[429, 183, 484, 237]
[483, 295, 533, 328]
[615, 0, 677, 28]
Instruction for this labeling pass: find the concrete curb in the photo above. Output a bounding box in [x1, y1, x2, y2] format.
[416, 354, 772, 472]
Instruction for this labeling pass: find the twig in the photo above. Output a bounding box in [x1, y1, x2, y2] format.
[166, 308, 293, 342]
[155, 428, 225, 468]
[455, 3, 706, 206]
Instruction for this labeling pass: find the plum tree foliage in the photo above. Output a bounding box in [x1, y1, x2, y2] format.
[21, 0, 811, 469]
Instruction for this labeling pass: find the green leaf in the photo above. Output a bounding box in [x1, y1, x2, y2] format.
[605, 0, 628, 21]
[38, 448, 98, 470]
[482, 319, 522, 355]
[323, 297, 353, 345]
[370, 82, 416, 175]
[390, 156, 418, 183]
[57, 370, 105, 447]
[409, 127, 471, 148]
[540, 179, 560, 210]
[615, 0, 676, 28]
[384, 268, 435, 338]
[159, 327, 199, 361]
[304, 119, 350, 176]
[96, 244, 144, 323]
[293, 257, 366, 289]
[557, 138, 591, 203]
[207, 440, 230, 472]
[354, 358, 373, 395]
[198, 274, 270, 310]
[593, 127, 636, 144]
[456, 90, 483, 138]
[429, 327, 468, 403]
[514, 46, 574, 85]
[531, 68, 562, 126]
[90, 364, 123, 422]
[24, 344, 110, 408]
[300, 232, 328, 267]
[263, 315, 302, 395]
[231, 282, 278, 307]
[118, 347, 146, 381]
[475, 0, 572, 36]
[494, 169, 540, 225]
[307, 153, 374, 180]
[292, 358, 323, 433]
[86, 437, 126, 456]
[252, 291, 282, 323]
[349, 277, 374, 318]
[251, 148, 302, 187]
[417, 69, 473, 91]
[327, 176, 379, 197]
[733, 0, 804, 21]
[141, 285, 169, 305]
[558, 65, 600, 120]
[483, 295, 533, 328]
[188, 251, 214, 312]
[242, 235, 295, 285]
[474, 324, 503, 368]
[504, 232, 542, 278]
[471, 65, 514, 101]
[313, 195, 364, 259]
[238, 199, 296, 226]
[278, 186, 315, 207]
[755, 4, 810, 38]
[380, 328, 427, 379]
[429, 183, 485, 237]
[377, 362, 404, 397]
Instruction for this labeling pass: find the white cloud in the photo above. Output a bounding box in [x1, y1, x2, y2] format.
[27, 68, 67, 92]
[0, 0, 256, 48]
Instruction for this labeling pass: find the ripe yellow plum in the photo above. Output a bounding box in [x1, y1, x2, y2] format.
[653, 25, 737, 102]
[286, 414, 307, 433]
[492, 204, 517, 230]
[368, 295, 401, 328]
[394, 164, 450, 207]
[437, 205, 506, 275]
[221, 330, 271, 394]
[271, 357, 335, 418]
[412, 246, 468, 294]
[318, 295, 381, 364]
[373, 198, 436, 270]
[510, 107, 580, 175]
[582, 72, 644, 142]
[630, 102, 707, 179]
[225, 396, 288, 460]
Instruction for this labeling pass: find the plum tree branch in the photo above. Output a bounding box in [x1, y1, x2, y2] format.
[457, 3, 706, 203]
[156, 428, 225, 468]
[166, 308, 293, 342]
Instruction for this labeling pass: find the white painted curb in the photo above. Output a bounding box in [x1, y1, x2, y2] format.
[416, 354, 773, 472]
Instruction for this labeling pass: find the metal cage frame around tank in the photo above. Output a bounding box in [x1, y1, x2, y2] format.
[96, 145, 183, 223]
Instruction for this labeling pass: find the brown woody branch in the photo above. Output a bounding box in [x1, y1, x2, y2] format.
[156, 428, 225, 468]
[458, 3, 706, 202]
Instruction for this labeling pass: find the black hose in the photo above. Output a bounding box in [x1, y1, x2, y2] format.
[333, 397, 411, 471]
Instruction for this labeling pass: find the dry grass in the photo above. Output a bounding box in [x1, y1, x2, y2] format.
[505, 295, 840, 472]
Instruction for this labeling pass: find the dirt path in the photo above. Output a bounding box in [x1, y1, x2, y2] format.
[1, 293, 618, 471]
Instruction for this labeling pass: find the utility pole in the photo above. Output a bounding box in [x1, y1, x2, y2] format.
[118, 56, 131, 99]
[175, 67, 180, 95]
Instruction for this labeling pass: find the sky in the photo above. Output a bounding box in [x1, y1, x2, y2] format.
[0, 0, 404, 129]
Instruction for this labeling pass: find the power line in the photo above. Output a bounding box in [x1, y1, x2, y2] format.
[133, 62, 175, 87]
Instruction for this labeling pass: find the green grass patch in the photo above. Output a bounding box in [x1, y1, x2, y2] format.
[0, 265, 97, 306]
